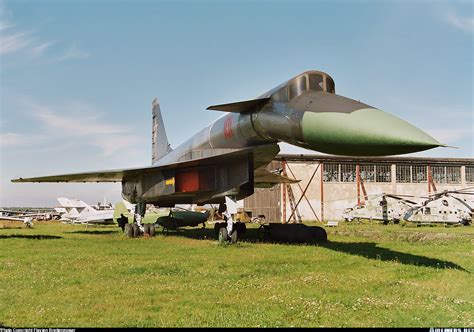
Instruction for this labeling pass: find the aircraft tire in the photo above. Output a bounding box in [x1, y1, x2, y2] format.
[124, 223, 133, 237]
[143, 224, 150, 236]
[310, 226, 328, 242]
[218, 227, 229, 243]
[257, 225, 266, 242]
[235, 222, 246, 238]
[214, 222, 224, 237]
[149, 225, 156, 237]
[132, 224, 140, 238]
[230, 229, 238, 244]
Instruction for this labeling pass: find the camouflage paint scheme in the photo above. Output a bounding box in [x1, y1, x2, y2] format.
[12, 70, 442, 207]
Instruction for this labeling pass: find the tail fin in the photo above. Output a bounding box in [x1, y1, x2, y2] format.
[113, 201, 133, 223]
[152, 98, 172, 164]
[77, 200, 96, 213]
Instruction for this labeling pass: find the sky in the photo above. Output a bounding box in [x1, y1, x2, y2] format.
[0, 0, 473, 207]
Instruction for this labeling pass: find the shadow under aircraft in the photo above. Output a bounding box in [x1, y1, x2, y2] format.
[162, 226, 467, 271]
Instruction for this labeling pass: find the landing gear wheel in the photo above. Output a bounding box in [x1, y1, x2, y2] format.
[214, 222, 226, 237]
[143, 224, 150, 236]
[257, 225, 266, 242]
[235, 222, 246, 238]
[149, 224, 156, 237]
[311, 226, 328, 242]
[230, 230, 238, 244]
[124, 223, 133, 237]
[218, 227, 229, 243]
[132, 224, 140, 238]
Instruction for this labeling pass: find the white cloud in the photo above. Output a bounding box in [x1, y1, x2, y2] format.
[0, 133, 27, 147]
[30, 41, 54, 56]
[0, 1, 88, 61]
[444, 10, 474, 33]
[53, 44, 90, 62]
[31, 107, 125, 136]
[17, 99, 140, 156]
[0, 30, 33, 55]
[0, 20, 55, 58]
[0, 22, 88, 60]
[0, 21, 13, 31]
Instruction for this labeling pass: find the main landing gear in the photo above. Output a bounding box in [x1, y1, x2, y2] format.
[123, 222, 156, 238]
[214, 221, 246, 244]
[123, 202, 156, 238]
[214, 198, 246, 244]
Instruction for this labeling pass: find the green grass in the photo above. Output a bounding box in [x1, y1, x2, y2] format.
[0, 221, 473, 327]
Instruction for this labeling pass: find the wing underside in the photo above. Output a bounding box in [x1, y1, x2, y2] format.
[11, 144, 284, 184]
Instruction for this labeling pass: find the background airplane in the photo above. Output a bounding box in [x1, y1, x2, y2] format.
[55, 197, 115, 225]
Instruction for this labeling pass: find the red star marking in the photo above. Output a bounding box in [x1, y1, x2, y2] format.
[224, 116, 233, 138]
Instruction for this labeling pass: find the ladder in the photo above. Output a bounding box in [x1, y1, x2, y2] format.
[282, 166, 302, 223]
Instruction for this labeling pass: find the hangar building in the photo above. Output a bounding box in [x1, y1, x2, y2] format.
[244, 154, 474, 222]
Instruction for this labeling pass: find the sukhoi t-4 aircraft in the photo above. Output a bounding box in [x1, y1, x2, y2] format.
[12, 70, 443, 241]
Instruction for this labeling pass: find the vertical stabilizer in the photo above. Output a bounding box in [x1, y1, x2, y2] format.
[152, 98, 172, 164]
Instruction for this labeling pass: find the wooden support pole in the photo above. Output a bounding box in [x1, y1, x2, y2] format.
[320, 162, 324, 222]
[356, 164, 360, 206]
[281, 160, 287, 223]
[286, 163, 320, 222]
[427, 164, 437, 194]
[427, 164, 431, 194]
[288, 163, 320, 223]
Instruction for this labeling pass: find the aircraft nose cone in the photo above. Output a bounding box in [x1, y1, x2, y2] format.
[301, 108, 441, 156]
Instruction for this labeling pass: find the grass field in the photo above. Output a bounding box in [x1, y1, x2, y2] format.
[0, 221, 473, 327]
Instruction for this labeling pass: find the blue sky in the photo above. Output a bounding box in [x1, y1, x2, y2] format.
[1, 0, 472, 206]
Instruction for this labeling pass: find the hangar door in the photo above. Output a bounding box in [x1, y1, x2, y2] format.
[244, 161, 281, 222]
[244, 186, 281, 223]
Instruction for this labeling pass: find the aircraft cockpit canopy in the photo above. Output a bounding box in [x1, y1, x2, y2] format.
[272, 71, 335, 102]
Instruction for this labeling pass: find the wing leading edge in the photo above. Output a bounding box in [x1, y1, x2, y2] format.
[11, 144, 283, 184]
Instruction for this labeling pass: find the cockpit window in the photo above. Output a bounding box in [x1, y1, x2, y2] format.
[289, 76, 307, 99]
[308, 74, 324, 92]
[326, 76, 335, 93]
[272, 72, 335, 101]
[272, 86, 289, 102]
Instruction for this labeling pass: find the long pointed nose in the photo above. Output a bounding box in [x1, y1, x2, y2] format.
[301, 107, 442, 156]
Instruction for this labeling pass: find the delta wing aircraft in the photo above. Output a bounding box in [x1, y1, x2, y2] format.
[55, 197, 115, 225]
[12, 71, 443, 240]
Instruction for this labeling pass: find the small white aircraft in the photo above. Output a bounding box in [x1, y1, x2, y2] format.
[55, 197, 115, 225]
